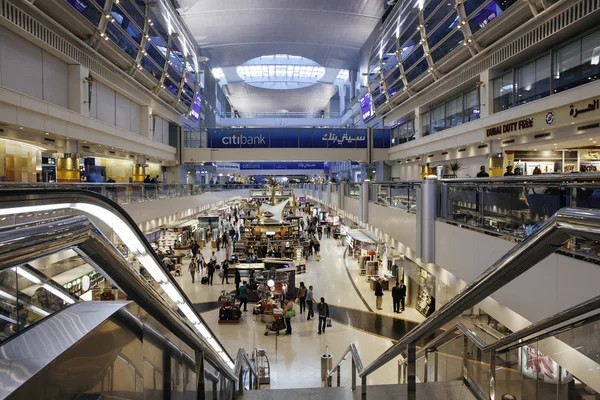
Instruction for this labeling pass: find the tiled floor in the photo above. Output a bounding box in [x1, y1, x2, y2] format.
[174, 233, 427, 389]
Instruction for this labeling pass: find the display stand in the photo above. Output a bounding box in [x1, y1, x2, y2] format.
[218, 290, 241, 324]
[416, 268, 435, 317]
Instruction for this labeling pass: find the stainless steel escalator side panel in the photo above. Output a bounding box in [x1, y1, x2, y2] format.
[0, 301, 130, 399]
[4, 302, 201, 400]
[0, 189, 235, 372]
[0, 214, 236, 383]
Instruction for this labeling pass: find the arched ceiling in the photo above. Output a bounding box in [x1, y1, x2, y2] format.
[177, 0, 388, 70]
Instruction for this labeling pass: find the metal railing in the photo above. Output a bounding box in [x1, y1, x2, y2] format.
[370, 181, 421, 213]
[0, 183, 265, 204]
[325, 207, 600, 398]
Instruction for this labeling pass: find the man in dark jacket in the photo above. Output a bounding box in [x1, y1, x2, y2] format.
[399, 280, 407, 312]
[207, 261, 215, 285]
[221, 260, 229, 284]
[317, 297, 329, 334]
[392, 281, 402, 313]
[375, 278, 383, 310]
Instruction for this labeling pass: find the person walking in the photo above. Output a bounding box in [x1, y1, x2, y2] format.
[221, 260, 230, 284]
[191, 241, 199, 261]
[297, 282, 307, 314]
[234, 268, 241, 294]
[399, 280, 407, 312]
[283, 299, 294, 335]
[375, 278, 384, 310]
[317, 297, 329, 334]
[306, 285, 315, 320]
[198, 253, 205, 271]
[207, 261, 215, 285]
[188, 259, 197, 283]
[392, 281, 401, 313]
[238, 281, 248, 312]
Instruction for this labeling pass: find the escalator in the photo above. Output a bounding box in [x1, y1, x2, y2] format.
[0, 189, 258, 399]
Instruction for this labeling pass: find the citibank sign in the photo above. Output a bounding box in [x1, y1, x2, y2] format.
[222, 133, 266, 145]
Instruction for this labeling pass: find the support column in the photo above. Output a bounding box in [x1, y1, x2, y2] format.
[68, 65, 90, 116]
[195, 350, 206, 400]
[420, 176, 437, 264]
[479, 70, 494, 118]
[327, 182, 332, 206]
[318, 183, 323, 201]
[360, 180, 370, 225]
[406, 343, 416, 400]
[339, 181, 346, 210]
[141, 106, 153, 140]
[414, 106, 422, 139]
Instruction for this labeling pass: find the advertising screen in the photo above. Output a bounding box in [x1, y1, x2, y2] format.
[190, 93, 201, 121]
[360, 93, 374, 122]
[67, 0, 87, 12]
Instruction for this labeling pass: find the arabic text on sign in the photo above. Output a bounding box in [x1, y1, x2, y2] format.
[569, 99, 599, 118]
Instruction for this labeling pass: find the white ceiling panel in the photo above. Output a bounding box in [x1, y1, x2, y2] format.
[178, 0, 388, 69]
[224, 83, 339, 114]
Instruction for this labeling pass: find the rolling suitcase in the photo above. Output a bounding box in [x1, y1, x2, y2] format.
[201, 276, 209, 284]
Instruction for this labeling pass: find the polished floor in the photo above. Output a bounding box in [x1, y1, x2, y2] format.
[175, 233, 427, 389]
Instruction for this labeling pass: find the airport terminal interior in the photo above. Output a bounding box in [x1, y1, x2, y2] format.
[0, 0, 600, 399]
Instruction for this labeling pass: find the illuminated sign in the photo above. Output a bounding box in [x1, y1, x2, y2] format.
[190, 93, 201, 121]
[360, 93, 374, 122]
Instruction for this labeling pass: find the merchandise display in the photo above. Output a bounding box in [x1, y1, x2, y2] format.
[416, 268, 436, 317]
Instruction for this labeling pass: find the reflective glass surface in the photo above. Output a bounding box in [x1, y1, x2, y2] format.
[423, 0, 443, 21]
[385, 66, 401, 87]
[105, 23, 138, 59]
[405, 58, 429, 82]
[427, 12, 459, 49]
[425, 2, 455, 33]
[493, 72, 513, 112]
[66, 0, 103, 26]
[554, 30, 600, 93]
[374, 94, 388, 108]
[400, 34, 419, 60]
[464, 0, 488, 16]
[388, 78, 404, 98]
[431, 30, 464, 63]
[141, 55, 162, 81]
[110, 4, 143, 44]
[469, 1, 503, 35]
[516, 54, 550, 105]
[164, 77, 179, 96]
[118, 0, 146, 31]
[403, 46, 424, 72]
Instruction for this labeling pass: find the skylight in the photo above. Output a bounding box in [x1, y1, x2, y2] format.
[337, 69, 350, 81]
[236, 54, 326, 90]
[212, 68, 224, 79]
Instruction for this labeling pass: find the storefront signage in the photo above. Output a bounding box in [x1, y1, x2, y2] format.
[486, 118, 533, 137]
[485, 96, 600, 140]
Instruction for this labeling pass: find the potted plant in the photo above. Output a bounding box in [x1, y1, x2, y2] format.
[446, 161, 464, 178]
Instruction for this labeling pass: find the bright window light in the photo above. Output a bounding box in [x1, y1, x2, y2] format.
[212, 68, 224, 79]
[179, 302, 200, 325]
[0, 289, 17, 302]
[43, 283, 75, 304]
[28, 305, 50, 317]
[337, 69, 349, 81]
[12, 267, 42, 284]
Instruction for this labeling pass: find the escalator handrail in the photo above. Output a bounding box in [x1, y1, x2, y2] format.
[0, 215, 238, 383]
[359, 207, 600, 378]
[0, 189, 235, 371]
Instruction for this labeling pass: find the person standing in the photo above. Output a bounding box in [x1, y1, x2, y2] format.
[191, 241, 199, 261]
[504, 165, 514, 176]
[297, 282, 307, 314]
[216, 235, 220, 251]
[477, 166, 489, 178]
[198, 253, 205, 271]
[317, 297, 329, 334]
[392, 281, 401, 313]
[188, 259, 197, 283]
[399, 280, 407, 312]
[210, 251, 217, 264]
[221, 260, 230, 284]
[234, 268, 241, 294]
[207, 261, 215, 285]
[306, 285, 314, 320]
[375, 278, 384, 310]
[238, 281, 248, 312]
[283, 299, 294, 335]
